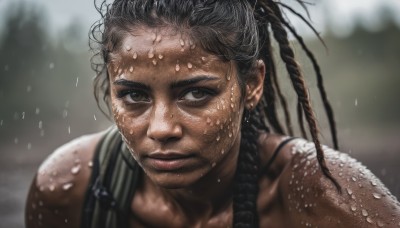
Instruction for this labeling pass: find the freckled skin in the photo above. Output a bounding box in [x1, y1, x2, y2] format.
[25, 26, 400, 228]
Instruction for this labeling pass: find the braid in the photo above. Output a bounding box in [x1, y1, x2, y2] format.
[233, 111, 262, 228]
[258, 0, 341, 191]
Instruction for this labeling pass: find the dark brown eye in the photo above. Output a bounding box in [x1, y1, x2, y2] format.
[182, 89, 206, 101]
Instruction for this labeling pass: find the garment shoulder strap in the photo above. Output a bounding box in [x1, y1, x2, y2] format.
[263, 137, 297, 173]
[81, 127, 141, 228]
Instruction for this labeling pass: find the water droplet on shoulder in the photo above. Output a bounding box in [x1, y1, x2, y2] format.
[71, 164, 81, 175]
[62, 182, 74, 191]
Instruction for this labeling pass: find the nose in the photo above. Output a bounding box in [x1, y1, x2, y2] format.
[147, 102, 182, 143]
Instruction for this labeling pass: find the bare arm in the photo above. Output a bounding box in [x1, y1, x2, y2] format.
[25, 132, 104, 228]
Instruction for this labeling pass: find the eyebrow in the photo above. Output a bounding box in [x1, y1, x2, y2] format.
[113, 75, 219, 90]
[170, 75, 219, 89]
[113, 79, 150, 91]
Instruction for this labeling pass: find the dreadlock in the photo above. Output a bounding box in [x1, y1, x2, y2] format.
[90, 0, 341, 227]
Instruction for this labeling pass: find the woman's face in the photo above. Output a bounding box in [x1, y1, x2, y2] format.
[108, 26, 244, 188]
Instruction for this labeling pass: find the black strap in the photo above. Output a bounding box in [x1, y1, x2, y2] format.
[263, 137, 297, 174]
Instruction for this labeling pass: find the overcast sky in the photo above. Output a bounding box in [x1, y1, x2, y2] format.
[0, 0, 399, 37]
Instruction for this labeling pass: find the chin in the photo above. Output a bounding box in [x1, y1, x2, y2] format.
[145, 170, 206, 189]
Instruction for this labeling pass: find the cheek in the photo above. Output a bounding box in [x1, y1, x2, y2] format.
[200, 87, 243, 154]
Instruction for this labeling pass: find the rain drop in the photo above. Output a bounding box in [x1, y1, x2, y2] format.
[179, 38, 185, 47]
[68, 126, 71, 134]
[212, 162, 216, 168]
[373, 193, 382, 199]
[49, 62, 55, 69]
[350, 205, 357, 211]
[27, 143, 32, 150]
[22, 112, 25, 120]
[175, 63, 180, 72]
[62, 183, 74, 191]
[377, 220, 384, 227]
[216, 135, 220, 141]
[129, 66, 134, 72]
[346, 188, 353, 195]
[201, 57, 206, 62]
[35, 108, 40, 115]
[370, 180, 377, 186]
[126, 45, 131, 51]
[133, 52, 138, 59]
[27, 85, 32, 92]
[355, 98, 358, 106]
[0, 120, 3, 126]
[93, 115, 97, 121]
[187, 62, 193, 69]
[71, 164, 81, 175]
[148, 48, 155, 58]
[38, 121, 43, 129]
[156, 35, 162, 42]
[88, 161, 93, 168]
[351, 176, 357, 182]
[158, 54, 164, 59]
[49, 185, 55, 192]
[221, 149, 225, 155]
[152, 59, 157, 66]
[206, 117, 211, 124]
[75, 77, 79, 87]
[366, 217, 373, 224]
[362, 209, 368, 217]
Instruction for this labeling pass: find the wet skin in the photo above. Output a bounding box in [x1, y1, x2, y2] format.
[25, 26, 400, 228]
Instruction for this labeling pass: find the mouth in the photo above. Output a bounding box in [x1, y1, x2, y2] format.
[146, 152, 195, 171]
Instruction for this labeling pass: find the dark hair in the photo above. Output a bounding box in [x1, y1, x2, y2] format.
[90, 0, 340, 227]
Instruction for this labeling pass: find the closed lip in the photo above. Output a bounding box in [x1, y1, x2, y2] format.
[147, 152, 193, 160]
[146, 152, 195, 171]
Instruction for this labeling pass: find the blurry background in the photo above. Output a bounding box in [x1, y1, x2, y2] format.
[0, 0, 399, 227]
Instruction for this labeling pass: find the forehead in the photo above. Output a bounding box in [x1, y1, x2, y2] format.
[108, 26, 233, 80]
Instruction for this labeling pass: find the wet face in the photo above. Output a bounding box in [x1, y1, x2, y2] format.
[108, 26, 244, 188]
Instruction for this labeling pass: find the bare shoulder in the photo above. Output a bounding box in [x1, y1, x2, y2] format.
[25, 130, 106, 228]
[278, 139, 400, 227]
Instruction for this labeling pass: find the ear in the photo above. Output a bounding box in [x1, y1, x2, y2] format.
[245, 60, 265, 110]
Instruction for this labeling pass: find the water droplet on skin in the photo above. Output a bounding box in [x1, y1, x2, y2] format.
[228, 132, 232, 138]
[62, 183, 74, 191]
[352, 176, 357, 182]
[175, 63, 180, 72]
[88, 161, 93, 168]
[206, 117, 211, 123]
[377, 220, 384, 227]
[152, 59, 157, 66]
[118, 68, 122, 75]
[129, 66, 134, 72]
[212, 162, 216, 168]
[71, 164, 81, 175]
[371, 180, 377, 186]
[338, 172, 343, 177]
[373, 193, 382, 199]
[156, 35, 162, 42]
[133, 52, 138, 59]
[126, 46, 131, 51]
[49, 185, 55, 192]
[187, 62, 193, 69]
[346, 188, 353, 195]
[148, 48, 155, 58]
[158, 54, 164, 59]
[221, 149, 225, 155]
[216, 135, 220, 141]
[350, 205, 357, 211]
[366, 217, 373, 223]
[151, 33, 157, 42]
[180, 38, 185, 47]
[216, 120, 220, 125]
[362, 209, 368, 217]
[201, 57, 206, 62]
[75, 158, 81, 164]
